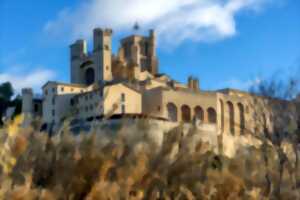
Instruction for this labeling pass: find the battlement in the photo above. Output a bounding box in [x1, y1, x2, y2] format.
[93, 28, 113, 36]
[22, 88, 33, 95]
[121, 29, 155, 44]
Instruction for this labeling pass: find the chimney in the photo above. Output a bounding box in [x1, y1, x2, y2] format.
[188, 76, 200, 91]
[188, 76, 194, 89]
[193, 78, 200, 91]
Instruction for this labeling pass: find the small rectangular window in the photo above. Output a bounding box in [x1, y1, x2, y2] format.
[52, 97, 55, 105]
[61, 87, 64, 92]
[121, 105, 125, 114]
[121, 93, 125, 102]
[52, 88, 56, 93]
[52, 109, 55, 116]
[144, 42, 149, 56]
[34, 104, 39, 112]
[124, 43, 131, 58]
[45, 89, 48, 95]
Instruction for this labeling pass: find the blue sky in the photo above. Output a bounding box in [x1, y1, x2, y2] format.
[0, 0, 300, 93]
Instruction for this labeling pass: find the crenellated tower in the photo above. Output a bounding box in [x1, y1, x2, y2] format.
[93, 28, 113, 82]
[117, 29, 158, 75]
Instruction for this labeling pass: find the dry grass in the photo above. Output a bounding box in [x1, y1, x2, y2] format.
[0, 116, 299, 200]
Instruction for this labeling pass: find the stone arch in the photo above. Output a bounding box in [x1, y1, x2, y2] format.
[85, 68, 95, 85]
[219, 100, 224, 132]
[194, 106, 204, 121]
[80, 60, 93, 69]
[207, 107, 217, 123]
[181, 105, 191, 122]
[237, 103, 245, 135]
[167, 103, 178, 122]
[227, 101, 235, 135]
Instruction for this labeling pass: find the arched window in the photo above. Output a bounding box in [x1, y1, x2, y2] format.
[194, 106, 204, 121]
[34, 104, 39, 112]
[85, 68, 95, 85]
[237, 103, 245, 135]
[262, 113, 267, 131]
[227, 101, 235, 135]
[220, 100, 224, 132]
[167, 103, 177, 122]
[207, 107, 217, 123]
[181, 105, 191, 122]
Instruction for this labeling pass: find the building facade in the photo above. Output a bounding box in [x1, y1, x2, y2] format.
[22, 28, 298, 135]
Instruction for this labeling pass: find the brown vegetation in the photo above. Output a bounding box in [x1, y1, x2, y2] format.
[0, 115, 299, 200]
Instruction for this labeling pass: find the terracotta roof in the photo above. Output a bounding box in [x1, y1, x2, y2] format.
[42, 81, 86, 89]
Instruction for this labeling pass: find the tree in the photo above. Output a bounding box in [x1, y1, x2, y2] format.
[0, 82, 14, 101]
[249, 74, 300, 197]
[0, 82, 15, 125]
[11, 95, 22, 117]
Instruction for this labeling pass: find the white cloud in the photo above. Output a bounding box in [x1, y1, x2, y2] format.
[44, 0, 272, 45]
[220, 77, 262, 90]
[0, 68, 55, 94]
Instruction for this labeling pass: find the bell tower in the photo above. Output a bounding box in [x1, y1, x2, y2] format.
[93, 28, 113, 82]
[118, 29, 159, 75]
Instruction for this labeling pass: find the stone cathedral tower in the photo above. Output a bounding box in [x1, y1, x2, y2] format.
[117, 29, 158, 75]
[93, 28, 113, 82]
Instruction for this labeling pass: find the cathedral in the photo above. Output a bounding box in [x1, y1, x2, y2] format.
[21, 27, 299, 136]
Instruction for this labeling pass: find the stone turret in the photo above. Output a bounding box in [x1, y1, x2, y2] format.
[149, 29, 158, 74]
[22, 88, 33, 114]
[149, 29, 156, 57]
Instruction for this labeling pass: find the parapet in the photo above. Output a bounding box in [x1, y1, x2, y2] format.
[22, 88, 33, 95]
[93, 28, 113, 36]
